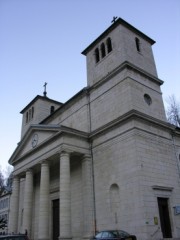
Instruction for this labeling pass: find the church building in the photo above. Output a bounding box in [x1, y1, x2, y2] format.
[8, 18, 180, 240]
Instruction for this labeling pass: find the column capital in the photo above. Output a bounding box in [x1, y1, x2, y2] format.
[60, 151, 70, 158]
[82, 154, 92, 162]
[58, 145, 73, 155]
[39, 160, 49, 166]
[38, 160, 49, 170]
[25, 168, 33, 174]
[12, 175, 20, 181]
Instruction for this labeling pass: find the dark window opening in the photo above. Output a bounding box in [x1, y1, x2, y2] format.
[26, 112, 28, 123]
[100, 43, 106, 58]
[53, 199, 59, 240]
[107, 38, 112, 53]
[95, 48, 100, 63]
[135, 37, 141, 52]
[50, 106, 55, 114]
[25, 106, 34, 124]
[32, 106, 34, 119]
[144, 94, 152, 105]
[158, 197, 172, 238]
[29, 109, 32, 121]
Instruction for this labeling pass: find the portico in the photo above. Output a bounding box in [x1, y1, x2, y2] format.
[9, 125, 94, 240]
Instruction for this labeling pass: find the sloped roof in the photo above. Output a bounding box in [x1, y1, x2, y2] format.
[20, 95, 63, 114]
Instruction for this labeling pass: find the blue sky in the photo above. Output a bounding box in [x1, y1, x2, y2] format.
[0, 0, 180, 171]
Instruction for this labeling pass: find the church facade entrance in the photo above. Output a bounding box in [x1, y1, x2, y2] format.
[158, 197, 172, 238]
[52, 199, 59, 240]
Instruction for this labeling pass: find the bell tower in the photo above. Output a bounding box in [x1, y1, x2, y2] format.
[82, 18, 158, 87]
[20, 84, 63, 138]
[82, 18, 167, 130]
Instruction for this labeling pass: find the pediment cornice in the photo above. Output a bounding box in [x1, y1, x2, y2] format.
[9, 124, 88, 165]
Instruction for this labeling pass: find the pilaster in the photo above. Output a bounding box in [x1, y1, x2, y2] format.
[82, 155, 94, 239]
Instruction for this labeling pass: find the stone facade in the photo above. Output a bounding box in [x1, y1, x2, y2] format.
[8, 18, 180, 240]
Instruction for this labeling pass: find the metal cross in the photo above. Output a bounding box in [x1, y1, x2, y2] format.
[111, 16, 118, 24]
[43, 82, 47, 97]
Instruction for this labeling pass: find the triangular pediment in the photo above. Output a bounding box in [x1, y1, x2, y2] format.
[9, 124, 61, 163]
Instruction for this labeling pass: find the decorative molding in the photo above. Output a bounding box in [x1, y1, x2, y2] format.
[90, 109, 174, 139]
[152, 185, 174, 191]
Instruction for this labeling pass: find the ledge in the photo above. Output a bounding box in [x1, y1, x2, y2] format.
[152, 185, 174, 191]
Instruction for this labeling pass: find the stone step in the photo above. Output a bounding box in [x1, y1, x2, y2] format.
[159, 238, 180, 240]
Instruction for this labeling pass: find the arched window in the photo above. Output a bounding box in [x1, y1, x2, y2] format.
[100, 43, 106, 58]
[50, 106, 55, 114]
[32, 106, 34, 119]
[135, 37, 141, 52]
[109, 184, 120, 224]
[29, 109, 32, 121]
[106, 38, 112, 53]
[26, 112, 28, 123]
[95, 48, 100, 63]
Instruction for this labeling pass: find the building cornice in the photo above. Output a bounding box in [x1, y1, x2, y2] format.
[88, 61, 163, 93]
[9, 124, 89, 165]
[89, 109, 175, 139]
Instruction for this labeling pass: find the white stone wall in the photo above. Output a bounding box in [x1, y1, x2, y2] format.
[93, 129, 141, 233]
[92, 120, 180, 240]
[89, 76, 166, 132]
[135, 128, 180, 239]
[51, 94, 90, 132]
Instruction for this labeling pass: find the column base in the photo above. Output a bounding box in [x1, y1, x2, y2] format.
[83, 234, 93, 240]
[59, 237, 72, 240]
[38, 239, 49, 240]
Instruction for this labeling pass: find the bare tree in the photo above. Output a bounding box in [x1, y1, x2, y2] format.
[0, 167, 5, 195]
[0, 165, 13, 195]
[166, 95, 180, 127]
[4, 165, 13, 190]
[0, 218, 7, 230]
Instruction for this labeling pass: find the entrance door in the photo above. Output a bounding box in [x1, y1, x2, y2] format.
[157, 197, 172, 238]
[53, 199, 59, 240]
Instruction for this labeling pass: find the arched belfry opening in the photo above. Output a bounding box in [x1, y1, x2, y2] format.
[106, 37, 112, 53]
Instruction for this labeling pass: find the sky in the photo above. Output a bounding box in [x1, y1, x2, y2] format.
[0, 0, 180, 172]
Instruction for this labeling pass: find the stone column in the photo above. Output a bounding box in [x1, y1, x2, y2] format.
[59, 151, 71, 240]
[23, 169, 33, 237]
[8, 176, 20, 234]
[82, 155, 94, 239]
[38, 161, 50, 240]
